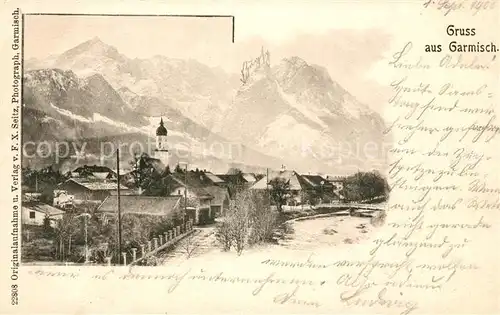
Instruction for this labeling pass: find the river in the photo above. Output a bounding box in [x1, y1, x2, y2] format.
[279, 214, 380, 250]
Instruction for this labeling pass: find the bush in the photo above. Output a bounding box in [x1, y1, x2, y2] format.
[45, 208, 183, 264]
[42, 215, 55, 238]
[215, 190, 277, 254]
[302, 190, 321, 206]
[104, 211, 182, 262]
[215, 220, 233, 251]
[248, 192, 275, 245]
[181, 233, 199, 258]
[22, 238, 55, 262]
[227, 192, 251, 255]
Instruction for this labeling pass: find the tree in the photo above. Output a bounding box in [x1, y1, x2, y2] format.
[129, 153, 151, 188]
[302, 189, 321, 206]
[215, 220, 233, 251]
[42, 214, 54, 238]
[181, 233, 199, 259]
[228, 192, 252, 255]
[76, 191, 100, 214]
[215, 190, 276, 254]
[129, 153, 162, 193]
[248, 191, 275, 244]
[119, 213, 179, 250]
[343, 171, 389, 202]
[269, 178, 291, 212]
[143, 174, 169, 196]
[174, 163, 184, 174]
[22, 166, 68, 204]
[100, 210, 182, 263]
[53, 213, 79, 261]
[215, 190, 252, 255]
[227, 167, 243, 175]
[225, 173, 246, 198]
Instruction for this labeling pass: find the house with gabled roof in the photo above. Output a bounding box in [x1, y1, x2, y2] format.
[57, 178, 129, 203]
[216, 173, 252, 197]
[203, 185, 231, 217]
[166, 171, 231, 220]
[96, 195, 181, 217]
[22, 201, 65, 227]
[325, 174, 347, 191]
[250, 170, 344, 205]
[68, 165, 116, 180]
[242, 173, 257, 184]
[200, 172, 226, 185]
[300, 174, 334, 191]
[162, 174, 214, 225]
[250, 170, 305, 205]
[250, 170, 303, 190]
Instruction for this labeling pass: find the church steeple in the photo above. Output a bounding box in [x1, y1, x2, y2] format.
[156, 117, 168, 136]
[155, 117, 169, 167]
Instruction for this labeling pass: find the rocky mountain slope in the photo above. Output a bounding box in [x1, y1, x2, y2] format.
[28, 37, 238, 129]
[25, 38, 387, 174]
[23, 68, 281, 173]
[214, 50, 387, 173]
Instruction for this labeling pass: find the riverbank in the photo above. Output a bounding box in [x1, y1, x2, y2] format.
[281, 203, 386, 221]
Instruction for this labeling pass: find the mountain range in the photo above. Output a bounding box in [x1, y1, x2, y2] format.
[24, 37, 387, 174]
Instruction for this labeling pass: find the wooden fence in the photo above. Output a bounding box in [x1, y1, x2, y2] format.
[101, 220, 196, 266]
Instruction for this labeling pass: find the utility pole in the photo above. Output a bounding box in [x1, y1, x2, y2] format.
[116, 148, 122, 265]
[184, 163, 188, 226]
[68, 235, 72, 255]
[266, 168, 270, 207]
[84, 214, 88, 263]
[74, 213, 91, 263]
[320, 180, 324, 204]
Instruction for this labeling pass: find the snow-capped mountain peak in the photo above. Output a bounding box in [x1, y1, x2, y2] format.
[24, 39, 386, 174]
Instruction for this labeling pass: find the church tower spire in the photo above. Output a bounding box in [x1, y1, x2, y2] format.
[156, 117, 168, 136]
[154, 117, 169, 167]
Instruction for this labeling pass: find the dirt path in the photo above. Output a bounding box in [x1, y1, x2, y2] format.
[159, 226, 218, 264]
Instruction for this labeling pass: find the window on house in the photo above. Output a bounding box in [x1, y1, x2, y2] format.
[29, 211, 36, 219]
[178, 189, 181, 195]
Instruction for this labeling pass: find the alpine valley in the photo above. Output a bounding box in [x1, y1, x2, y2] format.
[24, 37, 388, 174]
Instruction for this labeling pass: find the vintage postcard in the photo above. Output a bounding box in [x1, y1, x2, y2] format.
[0, 0, 498, 314]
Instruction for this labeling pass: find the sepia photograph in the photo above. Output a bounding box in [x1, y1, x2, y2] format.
[2, 1, 499, 314]
[21, 14, 390, 267]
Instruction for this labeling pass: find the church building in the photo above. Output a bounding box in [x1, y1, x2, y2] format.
[154, 118, 169, 167]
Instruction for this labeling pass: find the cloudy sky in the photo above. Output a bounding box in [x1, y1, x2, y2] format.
[24, 3, 400, 113]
